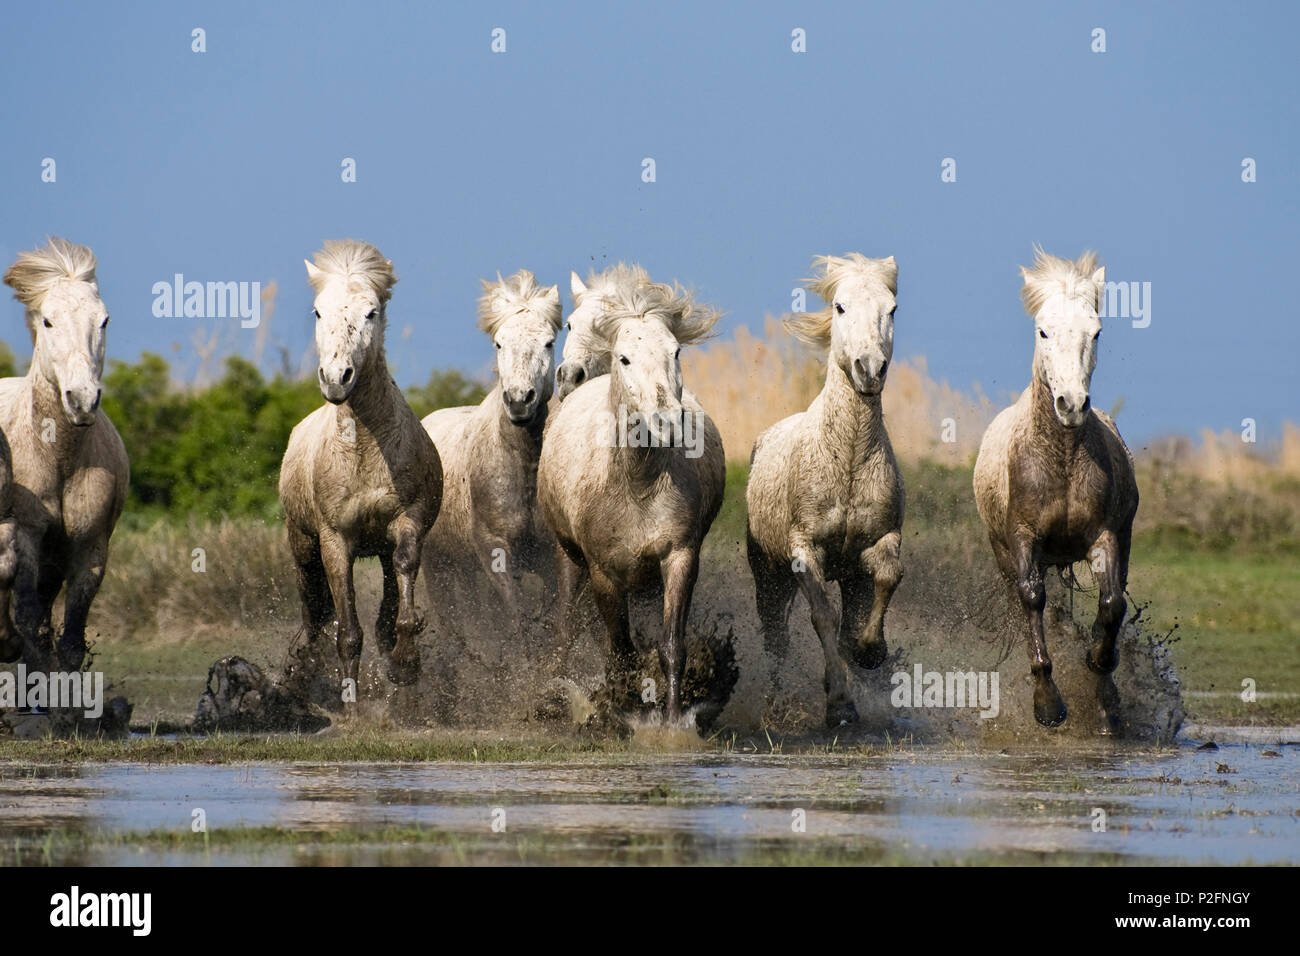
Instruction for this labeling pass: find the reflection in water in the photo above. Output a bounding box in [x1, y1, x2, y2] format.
[0, 739, 1296, 865]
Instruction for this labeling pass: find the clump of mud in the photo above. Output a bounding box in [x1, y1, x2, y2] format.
[195, 655, 330, 733]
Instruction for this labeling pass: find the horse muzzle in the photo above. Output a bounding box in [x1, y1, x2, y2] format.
[62, 386, 101, 427]
[318, 365, 356, 404]
[555, 362, 587, 401]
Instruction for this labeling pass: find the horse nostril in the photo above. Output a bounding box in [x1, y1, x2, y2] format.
[1080, 396, 1091, 414]
[573, 367, 586, 386]
[318, 367, 326, 382]
[1055, 395, 1069, 414]
[93, 389, 102, 410]
[524, 389, 536, 404]
[853, 358, 867, 380]
[340, 367, 354, 385]
[879, 360, 889, 377]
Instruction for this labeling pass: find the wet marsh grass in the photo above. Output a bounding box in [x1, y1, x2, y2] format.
[0, 821, 1173, 867]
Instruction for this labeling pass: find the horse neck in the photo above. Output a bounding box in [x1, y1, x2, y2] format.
[813, 360, 886, 457]
[491, 384, 548, 461]
[337, 344, 399, 438]
[26, 360, 88, 465]
[1028, 374, 1084, 452]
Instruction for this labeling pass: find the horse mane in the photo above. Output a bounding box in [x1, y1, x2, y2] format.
[590, 279, 720, 347]
[783, 253, 897, 348]
[576, 262, 650, 305]
[3, 237, 98, 338]
[1019, 246, 1101, 317]
[307, 239, 398, 302]
[478, 269, 561, 336]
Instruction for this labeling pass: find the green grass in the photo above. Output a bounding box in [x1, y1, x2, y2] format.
[1127, 544, 1300, 723]
[0, 730, 630, 764]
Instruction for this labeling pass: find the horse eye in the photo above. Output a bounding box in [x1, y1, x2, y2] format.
[619, 355, 630, 366]
[101, 316, 110, 329]
[313, 309, 320, 320]
[495, 342, 502, 350]
[545, 340, 554, 349]
[1038, 329, 1047, 339]
[366, 310, 377, 320]
[43, 318, 52, 328]
[675, 348, 681, 360]
[835, 303, 845, 315]
[1093, 331, 1101, 340]
[566, 322, 572, 331]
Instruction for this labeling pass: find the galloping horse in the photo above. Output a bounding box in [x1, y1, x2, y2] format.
[974, 248, 1138, 727]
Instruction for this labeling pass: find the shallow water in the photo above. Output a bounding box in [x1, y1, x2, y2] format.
[1, 730, 1296, 865]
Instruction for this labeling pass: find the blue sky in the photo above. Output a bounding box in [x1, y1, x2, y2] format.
[1, 0, 1295, 445]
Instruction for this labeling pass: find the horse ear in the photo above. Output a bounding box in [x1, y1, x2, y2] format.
[570, 271, 586, 297]
[304, 259, 324, 285]
[545, 284, 560, 301]
[1091, 266, 1106, 287]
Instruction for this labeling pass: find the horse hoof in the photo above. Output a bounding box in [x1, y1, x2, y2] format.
[1085, 646, 1118, 675]
[851, 638, 888, 670]
[1096, 674, 1122, 733]
[1033, 684, 1068, 728]
[386, 656, 420, 686]
[825, 697, 859, 728]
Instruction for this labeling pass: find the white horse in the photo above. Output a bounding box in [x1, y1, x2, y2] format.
[745, 254, 904, 727]
[538, 280, 724, 728]
[421, 270, 561, 632]
[279, 240, 443, 690]
[974, 248, 1138, 727]
[555, 263, 651, 400]
[0, 238, 129, 672]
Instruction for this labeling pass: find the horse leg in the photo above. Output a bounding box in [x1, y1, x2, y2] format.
[851, 530, 902, 670]
[1084, 529, 1127, 675]
[1086, 527, 1130, 730]
[748, 536, 796, 691]
[386, 518, 426, 686]
[289, 526, 333, 637]
[476, 531, 523, 675]
[13, 529, 50, 673]
[0, 518, 19, 662]
[375, 552, 399, 656]
[553, 543, 589, 676]
[1008, 536, 1066, 727]
[660, 547, 699, 724]
[587, 566, 634, 735]
[792, 543, 856, 727]
[318, 530, 363, 692]
[57, 538, 108, 672]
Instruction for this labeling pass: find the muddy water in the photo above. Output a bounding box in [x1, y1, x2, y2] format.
[1, 730, 1295, 865]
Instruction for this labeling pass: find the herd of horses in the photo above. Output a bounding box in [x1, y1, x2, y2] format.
[0, 237, 1138, 731]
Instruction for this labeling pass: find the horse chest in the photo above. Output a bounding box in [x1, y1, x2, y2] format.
[1027, 467, 1109, 558]
[804, 474, 896, 557]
